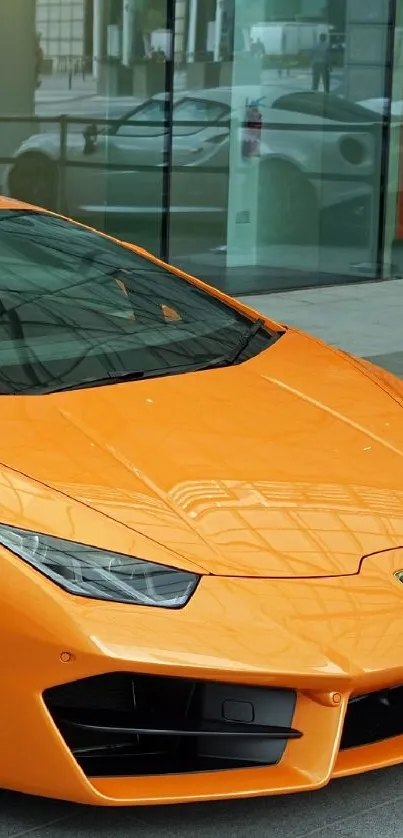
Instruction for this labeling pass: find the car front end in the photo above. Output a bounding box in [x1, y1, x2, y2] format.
[4, 530, 403, 806]
[1, 198, 403, 806]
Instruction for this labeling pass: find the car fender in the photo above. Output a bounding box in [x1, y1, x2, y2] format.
[3, 149, 57, 201]
[259, 149, 307, 176]
[12, 134, 60, 163]
[259, 124, 324, 172]
[256, 152, 320, 208]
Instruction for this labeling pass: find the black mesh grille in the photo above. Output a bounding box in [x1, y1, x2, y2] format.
[341, 685, 403, 750]
[44, 672, 300, 778]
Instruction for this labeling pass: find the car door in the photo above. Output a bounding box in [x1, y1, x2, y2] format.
[168, 97, 231, 219]
[103, 97, 170, 215]
[66, 98, 169, 221]
[104, 95, 231, 218]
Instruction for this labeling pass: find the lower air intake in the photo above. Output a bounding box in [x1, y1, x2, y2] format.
[341, 684, 403, 750]
[44, 672, 300, 777]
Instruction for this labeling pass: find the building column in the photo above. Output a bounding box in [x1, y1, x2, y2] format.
[343, 0, 393, 275]
[175, 0, 187, 65]
[93, 0, 107, 78]
[0, 0, 36, 111]
[214, 0, 224, 61]
[0, 0, 36, 159]
[343, 0, 391, 101]
[186, 0, 198, 62]
[381, 0, 403, 273]
[122, 0, 136, 66]
[225, 0, 265, 268]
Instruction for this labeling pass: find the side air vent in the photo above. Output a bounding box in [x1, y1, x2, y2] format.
[44, 672, 301, 777]
[341, 684, 403, 750]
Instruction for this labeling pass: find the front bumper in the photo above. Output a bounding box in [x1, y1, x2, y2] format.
[2, 548, 403, 805]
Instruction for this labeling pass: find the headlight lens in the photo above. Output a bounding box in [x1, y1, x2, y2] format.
[0, 524, 199, 608]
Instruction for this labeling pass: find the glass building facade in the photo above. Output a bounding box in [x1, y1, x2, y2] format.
[1, 0, 403, 295]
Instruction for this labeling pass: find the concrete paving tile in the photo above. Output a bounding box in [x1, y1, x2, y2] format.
[0, 789, 74, 837]
[298, 800, 403, 838]
[240, 277, 403, 358]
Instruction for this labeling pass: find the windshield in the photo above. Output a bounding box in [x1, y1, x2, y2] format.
[117, 96, 229, 136]
[0, 211, 277, 395]
[271, 92, 383, 123]
[173, 97, 229, 124]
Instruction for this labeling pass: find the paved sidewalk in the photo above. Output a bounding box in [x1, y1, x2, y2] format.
[241, 277, 403, 374]
[35, 74, 139, 119]
[36, 73, 97, 103]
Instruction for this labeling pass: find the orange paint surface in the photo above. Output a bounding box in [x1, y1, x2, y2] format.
[1, 197, 403, 804]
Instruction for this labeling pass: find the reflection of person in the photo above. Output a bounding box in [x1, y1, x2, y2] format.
[250, 37, 265, 58]
[312, 33, 331, 93]
[149, 46, 165, 63]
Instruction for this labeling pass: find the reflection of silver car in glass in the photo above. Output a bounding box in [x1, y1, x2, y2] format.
[6, 86, 382, 244]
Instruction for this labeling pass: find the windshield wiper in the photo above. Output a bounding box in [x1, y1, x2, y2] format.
[226, 317, 266, 365]
[45, 318, 269, 394]
[46, 356, 229, 394]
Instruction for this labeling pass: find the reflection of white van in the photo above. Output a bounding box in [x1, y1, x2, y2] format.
[250, 22, 330, 57]
[150, 29, 172, 59]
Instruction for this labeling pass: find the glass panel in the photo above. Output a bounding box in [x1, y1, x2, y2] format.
[169, 0, 393, 294]
[0, 209, 275, 395]
[2, 0, 169, 259]
[0, 0, 396, 296]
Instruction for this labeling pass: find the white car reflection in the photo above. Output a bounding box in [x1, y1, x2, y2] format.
[6, 86, 382, 245]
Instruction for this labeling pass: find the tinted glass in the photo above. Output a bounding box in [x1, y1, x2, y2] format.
[0, 210, 273, 394]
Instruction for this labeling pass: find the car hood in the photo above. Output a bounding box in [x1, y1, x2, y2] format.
[1, 329, 403, 579]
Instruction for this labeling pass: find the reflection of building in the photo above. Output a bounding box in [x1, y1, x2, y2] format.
[36, 0, 93, 65]
[92, 0, 211, 70]
[35, 0, 347, 72]
[4, 0, 403, 296]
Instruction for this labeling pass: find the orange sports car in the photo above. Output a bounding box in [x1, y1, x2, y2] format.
[2, 196, 403, 807]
